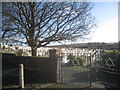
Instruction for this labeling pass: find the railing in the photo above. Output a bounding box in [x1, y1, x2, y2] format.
[96, 67, 120, 88]
[95, 55, 120, 88]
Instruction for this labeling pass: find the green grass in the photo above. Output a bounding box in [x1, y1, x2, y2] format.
[105, 50, 113, 53]
[73, 66, 89, 71]
[64, 66, 89, 71]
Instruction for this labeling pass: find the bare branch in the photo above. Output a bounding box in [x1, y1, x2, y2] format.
[2, 2, 96, 56]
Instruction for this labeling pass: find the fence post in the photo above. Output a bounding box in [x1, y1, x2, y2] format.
[19, 64, 24, 89]
[89, 53, 92, 87]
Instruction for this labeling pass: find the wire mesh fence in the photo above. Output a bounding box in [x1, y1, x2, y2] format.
[58, 52, 96, 87]
[58, 51, 120, 88]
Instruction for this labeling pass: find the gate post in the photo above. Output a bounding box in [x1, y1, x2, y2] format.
[49, 49, 60, 83]
[19, 64, 24, 89]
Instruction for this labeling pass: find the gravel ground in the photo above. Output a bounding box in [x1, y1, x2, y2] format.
[2, 82, 105, 89]
[2, 83, 54, 90]
[44, 83, 105, 88]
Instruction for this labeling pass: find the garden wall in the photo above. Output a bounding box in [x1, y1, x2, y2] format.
[2, 50, 59, 85]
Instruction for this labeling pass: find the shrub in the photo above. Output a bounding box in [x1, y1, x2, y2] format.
[76, 56, 85, 66]
[15, 49, 23, 56]
[67, 54, 85, 66]
[67, 54, 76, 60]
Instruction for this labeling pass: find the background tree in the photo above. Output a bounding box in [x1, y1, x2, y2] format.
[2, 2, 96, 56]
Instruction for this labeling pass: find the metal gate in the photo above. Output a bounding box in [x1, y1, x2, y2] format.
[58, 50, 101, 87]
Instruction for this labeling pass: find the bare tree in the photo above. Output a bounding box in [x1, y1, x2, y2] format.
[2, 2, 96, 56]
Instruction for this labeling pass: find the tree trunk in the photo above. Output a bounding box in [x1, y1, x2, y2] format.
[31, 47, 37, 56]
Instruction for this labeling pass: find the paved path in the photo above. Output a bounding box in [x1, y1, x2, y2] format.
[61, 66, 104, 88]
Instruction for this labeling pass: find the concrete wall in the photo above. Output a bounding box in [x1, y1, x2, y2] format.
[2, 50, 59, 85]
